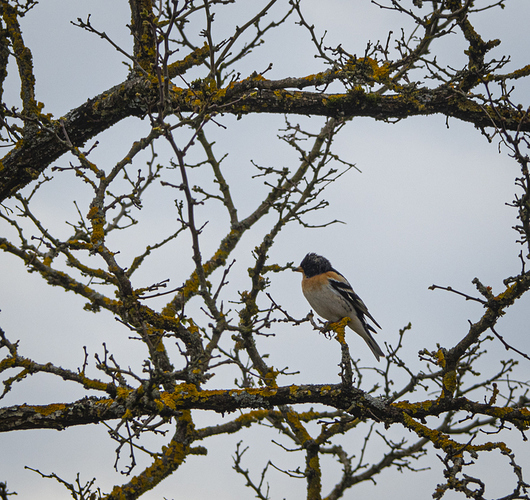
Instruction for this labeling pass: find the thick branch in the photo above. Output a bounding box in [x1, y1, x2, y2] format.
[128, 0, 156, 72]
[1, 75, 528, 202]
[1, 384, 528, 433]
[0, 45, 209, 202]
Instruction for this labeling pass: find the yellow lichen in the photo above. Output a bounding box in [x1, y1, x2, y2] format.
[28, 403, 66, 416]
[116, 387, 131, 400]
[442, 370, 457, 395]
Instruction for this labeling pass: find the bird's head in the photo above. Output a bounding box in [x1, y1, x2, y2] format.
[294, 253, 333, 278]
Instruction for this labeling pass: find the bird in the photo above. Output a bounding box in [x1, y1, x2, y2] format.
[294, 252, 384, 361]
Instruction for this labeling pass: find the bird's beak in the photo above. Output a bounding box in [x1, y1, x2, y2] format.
[294, 266, 303, 273]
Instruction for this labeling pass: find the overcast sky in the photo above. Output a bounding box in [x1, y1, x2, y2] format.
[1, 1, 530, 499]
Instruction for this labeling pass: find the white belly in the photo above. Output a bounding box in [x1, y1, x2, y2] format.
[302, 284, 353, 322]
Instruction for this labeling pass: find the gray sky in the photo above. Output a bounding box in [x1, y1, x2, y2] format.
[1, 1, 530, 499]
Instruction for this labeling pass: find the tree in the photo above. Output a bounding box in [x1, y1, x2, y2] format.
[0, 0, 529, 499]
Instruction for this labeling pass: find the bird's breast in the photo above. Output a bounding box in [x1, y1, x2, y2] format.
[302, 278, 353, 322]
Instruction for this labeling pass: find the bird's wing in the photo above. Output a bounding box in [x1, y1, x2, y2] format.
[328, 275, 381, 330]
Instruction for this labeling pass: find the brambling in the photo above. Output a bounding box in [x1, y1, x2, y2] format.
[295, 253, 384, 361]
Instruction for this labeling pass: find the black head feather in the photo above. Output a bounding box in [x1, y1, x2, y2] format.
[299, 253, 334, 278]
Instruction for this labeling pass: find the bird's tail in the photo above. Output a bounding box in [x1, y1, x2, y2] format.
[349, 322, 384, 361]
[363, 330, 384, 361]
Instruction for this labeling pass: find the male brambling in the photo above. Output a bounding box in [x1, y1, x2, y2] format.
[295, 253, 384, 361]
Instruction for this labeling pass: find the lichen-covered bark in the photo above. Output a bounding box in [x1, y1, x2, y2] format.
[1, 383, 528, 433]
[2, 78, 528, 203]
[128, 0, 156, 73]
[1, 2, 530, 499]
